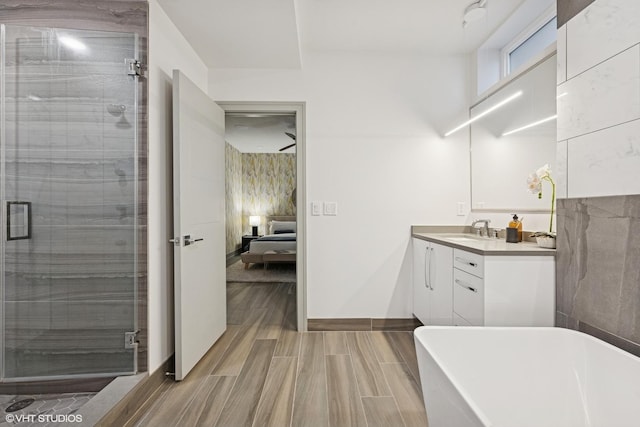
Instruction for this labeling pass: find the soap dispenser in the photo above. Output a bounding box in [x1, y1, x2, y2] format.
[506, 214, 522, 243]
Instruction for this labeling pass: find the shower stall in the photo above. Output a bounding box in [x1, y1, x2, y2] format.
[0, 24, 141, 382]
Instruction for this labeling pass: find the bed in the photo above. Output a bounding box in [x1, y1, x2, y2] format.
[241, 216, 296, 268]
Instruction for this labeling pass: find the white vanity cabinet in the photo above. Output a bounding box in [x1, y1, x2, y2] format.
[412, 238, 453, 325]
[452, 248, 555, 326]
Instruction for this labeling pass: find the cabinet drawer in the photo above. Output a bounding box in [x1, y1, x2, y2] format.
[453, 312, 472, 326]
[453, 268, 484, 326]
[453, 249, 484, 278]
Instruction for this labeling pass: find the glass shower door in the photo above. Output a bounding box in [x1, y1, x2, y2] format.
[1, 25, 139, 380]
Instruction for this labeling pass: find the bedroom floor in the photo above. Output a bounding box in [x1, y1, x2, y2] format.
[130, 280, 428, 426]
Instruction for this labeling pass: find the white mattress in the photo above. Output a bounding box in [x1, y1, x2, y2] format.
[248, 233, 297, 254]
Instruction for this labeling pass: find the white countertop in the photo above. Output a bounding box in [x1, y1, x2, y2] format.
[412, 232, 556, 256]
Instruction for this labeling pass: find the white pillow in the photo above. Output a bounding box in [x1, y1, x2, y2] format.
[269, 220, 296, 234]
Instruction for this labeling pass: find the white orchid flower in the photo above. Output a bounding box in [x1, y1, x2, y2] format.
[527, 163, 556, 233]
[536, 164, 551, 179]
[527, 173, 542, 194]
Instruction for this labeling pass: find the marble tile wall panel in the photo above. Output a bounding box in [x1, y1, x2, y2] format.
[0, 1, 147, 36]
[557, 0, 596, 28]
[557, 44, 640, 142]
[3, 226, 136, 277]
[557, 24, 567, 85]
[4, 276, 134, 302]
[566, 0, 640, 79]
[567, 119, 640, 198]
[555, 140, 568, 199]
[4, 348, 133, 378]
[557, 196, 640, 349]
[4, 301, 135, 330]
[4, 328, 126, 352]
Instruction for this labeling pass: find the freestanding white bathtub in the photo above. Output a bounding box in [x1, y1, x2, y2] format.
[414, 326, 640, 427]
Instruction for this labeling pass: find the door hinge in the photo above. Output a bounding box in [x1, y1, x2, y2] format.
[126, 59, 143, 77]
[125, 330, 140, 349]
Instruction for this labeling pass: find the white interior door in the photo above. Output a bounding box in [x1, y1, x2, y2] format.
[172, 70, 226, 381]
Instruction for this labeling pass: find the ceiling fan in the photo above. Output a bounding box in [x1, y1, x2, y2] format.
[279, 132, 296, 152]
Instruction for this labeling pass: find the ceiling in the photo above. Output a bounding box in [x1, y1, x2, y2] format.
[225, 114, 296, 153]
[159, 0, 536, 152]
[157, 0, 528, 69]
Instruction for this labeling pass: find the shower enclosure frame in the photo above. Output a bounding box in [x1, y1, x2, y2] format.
[0, 22, 147, 384]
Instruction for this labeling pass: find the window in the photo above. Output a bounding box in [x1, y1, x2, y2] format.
[501, 8, 557, 77]
[475, 1, 557, 96]
[507, 17, 557, 74]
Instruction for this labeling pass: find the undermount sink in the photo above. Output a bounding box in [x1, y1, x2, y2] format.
[431, 234, 485, 242]
[445, 236, 481, 242]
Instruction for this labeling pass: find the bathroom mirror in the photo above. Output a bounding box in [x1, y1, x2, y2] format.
[470, 52, 557, 211]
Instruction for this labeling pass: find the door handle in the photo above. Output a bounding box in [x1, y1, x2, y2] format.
[184, 235, 204, 246]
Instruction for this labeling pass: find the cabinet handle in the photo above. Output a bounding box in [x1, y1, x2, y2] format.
[424, 247, 429, 289]
[429, 247, 435, 290]
[455, 279, 478, 293]
[455, 257, 477, 267]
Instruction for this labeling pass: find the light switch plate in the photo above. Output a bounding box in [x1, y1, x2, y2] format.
[324, 202, 338, 216]
[311, 201, 322, 216]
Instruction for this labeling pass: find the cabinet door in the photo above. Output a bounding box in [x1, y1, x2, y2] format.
[412, 238, 431, 324]
[429, 242, 453, 325]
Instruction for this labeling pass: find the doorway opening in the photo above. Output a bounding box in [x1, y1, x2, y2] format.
[219, 102, 306, 332]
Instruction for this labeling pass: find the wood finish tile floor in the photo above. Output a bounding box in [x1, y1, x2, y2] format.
[131, 281, 428, 427]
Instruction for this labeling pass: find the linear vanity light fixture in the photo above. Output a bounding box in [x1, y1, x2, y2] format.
[444, 90, 523, 137]
[502, 114, 557, 136]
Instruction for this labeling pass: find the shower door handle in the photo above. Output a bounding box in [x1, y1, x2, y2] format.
[6, 201, 32, 241]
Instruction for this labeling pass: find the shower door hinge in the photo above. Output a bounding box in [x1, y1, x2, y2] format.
[125, 330, 140, 349]
[126, 59, 143, 77]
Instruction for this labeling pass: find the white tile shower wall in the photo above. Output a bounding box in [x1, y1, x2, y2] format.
[566, 0, 640, 79]
[557, 44, 640, 142]
[557, 0, 640, 199]
[557, 24, 567, 84]
[567, 119, 640, 197]
[555, 140, 568, 199]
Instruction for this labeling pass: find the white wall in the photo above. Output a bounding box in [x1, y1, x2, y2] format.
[210, 52, 471, 318]
[148, 0, 209, 373]
[556, 0, 640, 198]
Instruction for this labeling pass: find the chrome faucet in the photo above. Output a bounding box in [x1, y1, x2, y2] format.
[471, 219, 491, 237]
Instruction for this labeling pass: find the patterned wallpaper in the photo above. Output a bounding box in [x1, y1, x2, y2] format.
[225, 143, 243, 254]
[225, 144, 296, 255]
[242, 152, 296, 235]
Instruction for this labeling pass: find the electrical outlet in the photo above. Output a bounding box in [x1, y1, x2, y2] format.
[457, 202, 466, 216]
